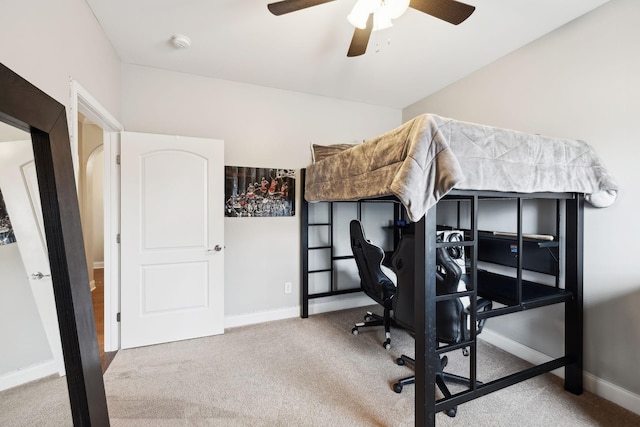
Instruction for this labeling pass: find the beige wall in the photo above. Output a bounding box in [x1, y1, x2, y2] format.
[0, 0, 122, 122]
[121, 64, 402, 318]
[0, 0, 121, 384]
[404, 0, 640, 398]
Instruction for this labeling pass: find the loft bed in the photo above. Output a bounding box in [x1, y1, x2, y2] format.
[300, 114, 618, 426]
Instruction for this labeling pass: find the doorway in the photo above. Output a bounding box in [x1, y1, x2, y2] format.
[77, 113, 113, 370]
[70, 79, 123, 367]
[70, 80, 226, 358]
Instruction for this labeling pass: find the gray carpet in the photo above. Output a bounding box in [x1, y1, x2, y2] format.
[2, 307, 639, 426]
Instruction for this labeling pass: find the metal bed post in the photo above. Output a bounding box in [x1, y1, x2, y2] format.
[564, 193, 584, 394]
[468, 195, 480, 391]
[300, 169, 309, 318]
[516, 197, 524, 305]
[414, 206, 438, 426]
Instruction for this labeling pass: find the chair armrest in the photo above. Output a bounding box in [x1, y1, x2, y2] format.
[476, 298, 492, 334]
[462, 298, 493, 335]
[477, 298, 492, 312]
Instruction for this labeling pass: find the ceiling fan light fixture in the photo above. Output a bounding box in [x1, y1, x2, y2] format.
[348, 0, 409, 32]
[267, 0, 476, 57]
[347, 0, 375, 29]
[372, 7, 392, 31]
[385, 0, 410, 19]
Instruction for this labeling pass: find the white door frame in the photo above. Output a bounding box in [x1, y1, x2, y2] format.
[69, 79, 123, 351]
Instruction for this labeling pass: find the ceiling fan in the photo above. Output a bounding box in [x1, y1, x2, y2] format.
[267, 0, 476, 57]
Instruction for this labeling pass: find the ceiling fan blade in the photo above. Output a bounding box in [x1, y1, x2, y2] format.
[409, 0, 476, 25]
[267, 0, 335, 16]
[347, 14, 373, 57]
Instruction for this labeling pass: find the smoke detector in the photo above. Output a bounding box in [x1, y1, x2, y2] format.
[171, 34, 191, 49]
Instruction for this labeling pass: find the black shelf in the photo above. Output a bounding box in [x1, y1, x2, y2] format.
[477, 231, 559, 276]
[477, 270, 572, 308]
[477, 230, 558, 247]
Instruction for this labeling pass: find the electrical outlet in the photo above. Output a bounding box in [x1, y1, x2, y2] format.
[284, 282, 292, 294]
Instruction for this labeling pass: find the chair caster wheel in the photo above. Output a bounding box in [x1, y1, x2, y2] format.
[383, 340, 391, 350]
[393, 383, 403, 393]
[396, 357, 405, 366]
[352, 327, 358, 336]
[445, 407, 457, 418]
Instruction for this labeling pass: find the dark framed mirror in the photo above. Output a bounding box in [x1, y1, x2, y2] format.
[0, 63, 109, 425]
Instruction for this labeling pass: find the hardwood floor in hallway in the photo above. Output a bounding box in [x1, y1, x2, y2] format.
[91, 268, 116, 373]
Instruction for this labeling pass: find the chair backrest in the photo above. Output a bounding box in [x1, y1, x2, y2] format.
[389, 235, 416, 331]
[391, 234, 466, 344]
[434, 242, 465, 344]
[349, 220, 395, 307]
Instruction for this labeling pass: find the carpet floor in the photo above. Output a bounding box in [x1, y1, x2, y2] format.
[2, 306, 639, 426]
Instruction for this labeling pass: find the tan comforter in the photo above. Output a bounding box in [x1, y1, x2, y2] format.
[304, 114, 618, 221]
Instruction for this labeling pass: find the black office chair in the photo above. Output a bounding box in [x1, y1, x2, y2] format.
[390, 234, 492, 417]
[349, 219, 400, 350]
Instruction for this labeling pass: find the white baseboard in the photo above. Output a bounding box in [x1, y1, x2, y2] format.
[0, 359, 59, 391]
[93, 262, 104, 269]
[225, 306, 299, 329]
[308, 294, 373, 315]
[224, 294, 372, 329]
[480, 328, 640, 416]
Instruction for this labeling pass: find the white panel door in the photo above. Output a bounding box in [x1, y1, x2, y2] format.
[0, 140, 65, 375]
[120, 132, 224, 349]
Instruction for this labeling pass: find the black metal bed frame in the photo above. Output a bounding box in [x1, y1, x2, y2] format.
[299, 169, 584, 426]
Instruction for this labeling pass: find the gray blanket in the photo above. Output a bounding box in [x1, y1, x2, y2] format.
[304, 114, 618, 221]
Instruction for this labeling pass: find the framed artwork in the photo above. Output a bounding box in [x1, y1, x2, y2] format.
[225, 166, 296, 217]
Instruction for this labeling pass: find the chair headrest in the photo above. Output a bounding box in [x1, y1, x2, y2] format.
[350, 219, 367, 245]
[350, 220, 385, 262]
[436, 237, 462, 293]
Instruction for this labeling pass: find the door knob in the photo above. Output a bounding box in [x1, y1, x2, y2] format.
[31, 272, 51, 280]
[208, 245, 223, 252]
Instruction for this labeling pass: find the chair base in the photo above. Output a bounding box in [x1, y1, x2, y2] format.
[351, 309, 401, 350]
[392, 353, 480, 418]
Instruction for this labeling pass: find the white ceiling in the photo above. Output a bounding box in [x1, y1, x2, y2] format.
[84, 0, 609, 109]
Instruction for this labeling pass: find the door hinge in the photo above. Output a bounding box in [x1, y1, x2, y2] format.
[116, 154, 121, 165]
[116, 312, 121, 322]
[116, 233, 121, 244]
